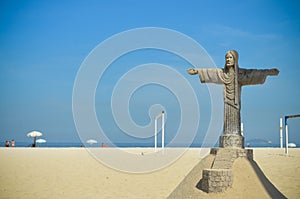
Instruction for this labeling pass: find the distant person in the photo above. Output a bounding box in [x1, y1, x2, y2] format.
[102, 143, 109, 148]
[11, 140, 15, 147]
[5, 141, 10, 147]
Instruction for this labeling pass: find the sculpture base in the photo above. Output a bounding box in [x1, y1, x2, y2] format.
[219, 134, 244, 148]
[201, 169, 233, 193]
[201, 148, 253, 193]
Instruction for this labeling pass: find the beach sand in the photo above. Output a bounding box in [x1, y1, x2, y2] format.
[0, 148, 299, 198]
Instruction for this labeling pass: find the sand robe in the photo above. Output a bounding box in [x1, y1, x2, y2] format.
[197, 68, 272, 135]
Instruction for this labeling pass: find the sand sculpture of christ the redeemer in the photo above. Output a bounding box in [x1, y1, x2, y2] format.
[188, 50, 279, 148]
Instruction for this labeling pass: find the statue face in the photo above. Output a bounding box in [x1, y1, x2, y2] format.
[225, 53, 235, 68]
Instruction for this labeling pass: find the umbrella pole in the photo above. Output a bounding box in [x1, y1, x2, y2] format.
[33, 136, 36, 147]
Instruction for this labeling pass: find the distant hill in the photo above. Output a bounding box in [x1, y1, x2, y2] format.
[245, 139, 274, 147]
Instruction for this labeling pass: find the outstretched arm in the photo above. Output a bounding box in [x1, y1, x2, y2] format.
[187, 68, 223, 84]
[239, 68, 279, 86]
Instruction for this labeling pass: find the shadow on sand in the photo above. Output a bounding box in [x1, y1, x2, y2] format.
[249, 160, 287, 199]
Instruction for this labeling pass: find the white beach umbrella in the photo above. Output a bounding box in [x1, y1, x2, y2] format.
[288, 143, 297, 148]
[27, 131, 43, 137]
[36, 139, 47, 143]
[86, 139, 98, 145]
[27, 131, 43, 147]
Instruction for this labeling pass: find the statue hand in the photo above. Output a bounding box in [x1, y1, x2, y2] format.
[269, 68, 279, 76]
[187, 68, 198, 75]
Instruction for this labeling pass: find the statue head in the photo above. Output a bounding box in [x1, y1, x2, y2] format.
[225, 50, 239, 70]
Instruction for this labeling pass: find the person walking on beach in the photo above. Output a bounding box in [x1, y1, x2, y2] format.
[5, 140, 10, 147]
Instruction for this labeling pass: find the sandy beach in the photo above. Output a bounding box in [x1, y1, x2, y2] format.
[0, 148, 299, 199]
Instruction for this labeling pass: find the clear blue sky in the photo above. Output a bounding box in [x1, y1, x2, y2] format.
[0, 0, 299, 146]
